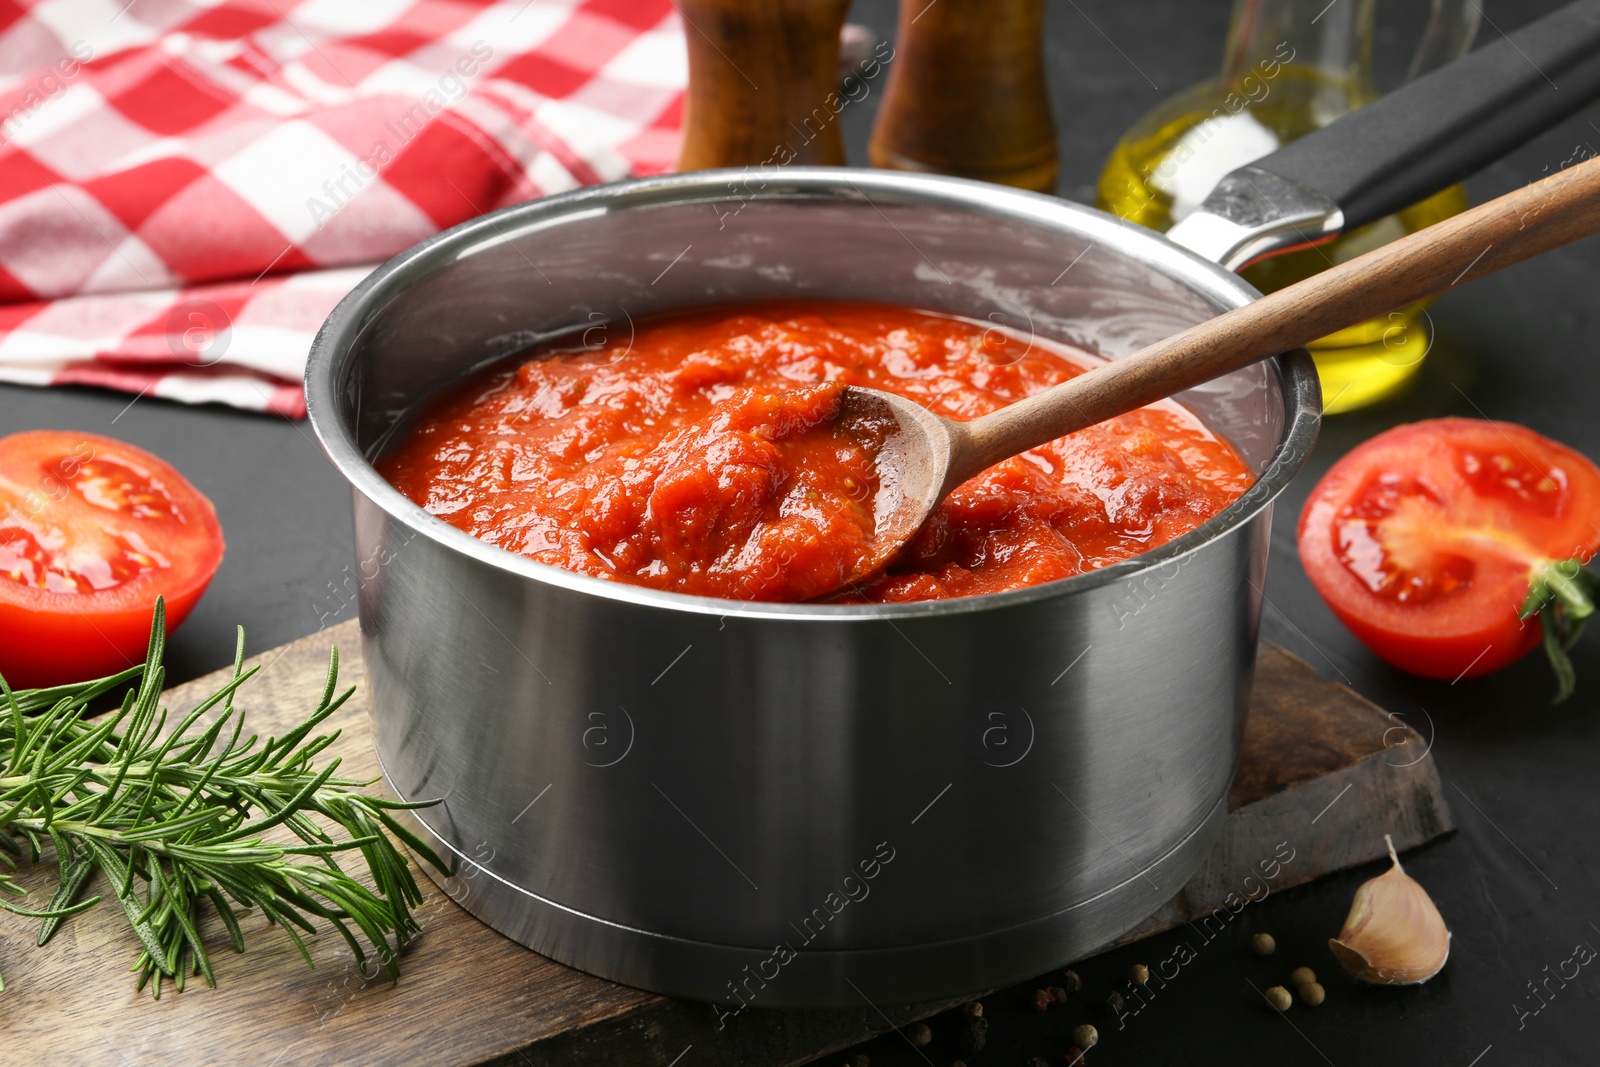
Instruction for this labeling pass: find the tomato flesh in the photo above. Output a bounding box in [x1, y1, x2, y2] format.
[0, 432, 225, 688]
[1299, 419, 1600, 679]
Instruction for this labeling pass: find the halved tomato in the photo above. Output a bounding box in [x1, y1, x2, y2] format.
[1299, 418, 1600, 699]
[0, 431, 224, 688]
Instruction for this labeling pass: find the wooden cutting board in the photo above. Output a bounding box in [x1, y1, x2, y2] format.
[2, 619, 1451, 1067]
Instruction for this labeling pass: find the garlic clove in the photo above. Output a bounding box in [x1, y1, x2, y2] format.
[1328, 834, 1451, 985]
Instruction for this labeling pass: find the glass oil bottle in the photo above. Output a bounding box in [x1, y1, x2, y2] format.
[1098, 0, 1479, 412]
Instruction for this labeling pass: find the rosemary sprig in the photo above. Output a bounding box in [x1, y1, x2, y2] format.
[0, 599, 444, 995]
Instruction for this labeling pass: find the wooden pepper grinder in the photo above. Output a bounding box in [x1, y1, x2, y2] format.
[869, 0, 1058, 192]
[675, 0, 853, 171]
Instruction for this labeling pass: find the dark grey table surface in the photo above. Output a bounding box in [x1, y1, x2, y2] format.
[4, 1, 1595, 1064]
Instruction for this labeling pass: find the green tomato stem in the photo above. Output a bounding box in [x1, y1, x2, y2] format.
[1520, 557, 1599, 703]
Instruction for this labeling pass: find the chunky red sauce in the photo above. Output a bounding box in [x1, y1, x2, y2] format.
[379, 302, 1255, 602]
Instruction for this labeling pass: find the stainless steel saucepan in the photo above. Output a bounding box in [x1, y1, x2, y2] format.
[305, 4, 1600, 1007]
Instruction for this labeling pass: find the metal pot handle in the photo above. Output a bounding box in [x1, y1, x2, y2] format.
[1168, 0, 1600, 270]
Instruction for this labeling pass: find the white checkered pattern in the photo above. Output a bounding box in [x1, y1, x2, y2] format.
[0, 0, 685, 416]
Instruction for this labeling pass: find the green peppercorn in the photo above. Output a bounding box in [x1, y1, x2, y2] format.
[1129, 963, 1149, 986]
[1299, 981, 1326, 1007]
[1288, 966, 1317, 988]
[1264, 985, 1293, 1011]
[961, 1000, 984, 1018]
[907, 1021, 932, 1046]
[1073, 1023, 1099, 1049]
[1251, 932, 1276, 957]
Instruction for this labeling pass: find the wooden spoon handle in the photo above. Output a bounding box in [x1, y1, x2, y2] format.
[949, 153, 1600, 486]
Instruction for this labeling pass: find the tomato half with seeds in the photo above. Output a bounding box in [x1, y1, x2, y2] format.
[1299, 419, 1600, 698]
[0, 431, 224, 689]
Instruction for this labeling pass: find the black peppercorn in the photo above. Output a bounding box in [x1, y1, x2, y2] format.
[958, 1016, 988, 1053]
[1062, 968, 1082, 993]
[1047, 985, 1068, 1004]
[1102, 990, 1124, 1015]
[1030, 988, 1052, 1012]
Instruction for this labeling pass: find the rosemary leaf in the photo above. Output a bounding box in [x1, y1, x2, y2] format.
[0, 598, 441, 994]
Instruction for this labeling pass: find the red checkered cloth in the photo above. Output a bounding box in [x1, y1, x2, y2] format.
[0, 0, 686, 417]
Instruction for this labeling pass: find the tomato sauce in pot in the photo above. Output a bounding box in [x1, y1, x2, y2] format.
[378, 302, 1255, 603]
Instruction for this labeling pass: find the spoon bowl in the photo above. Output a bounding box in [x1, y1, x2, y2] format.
[833, 386, 954, 585]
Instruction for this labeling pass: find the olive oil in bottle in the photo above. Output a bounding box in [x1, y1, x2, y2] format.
[1097, 0, 1478, 413]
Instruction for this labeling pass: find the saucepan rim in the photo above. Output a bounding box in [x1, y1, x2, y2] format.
[305, 167, 1321, 622]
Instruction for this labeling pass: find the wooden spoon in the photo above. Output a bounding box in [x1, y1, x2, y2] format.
[826, 153, 1600, 595]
